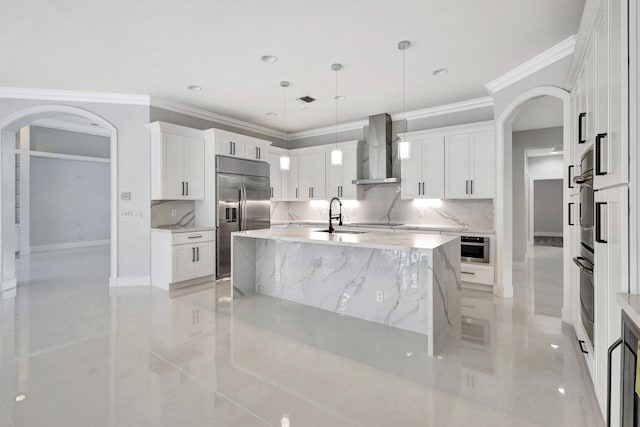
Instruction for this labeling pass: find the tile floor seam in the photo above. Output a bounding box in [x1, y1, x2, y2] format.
[115, 330, 279, 427]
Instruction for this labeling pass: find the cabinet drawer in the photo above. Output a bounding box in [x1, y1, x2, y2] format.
[172, 231, 215, 245]
[460, 263, 494, 285]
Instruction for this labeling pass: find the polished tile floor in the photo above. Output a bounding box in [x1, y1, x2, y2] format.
[0, 245, 603, 426]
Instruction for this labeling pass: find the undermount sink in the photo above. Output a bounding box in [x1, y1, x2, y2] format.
[314, 229, 369, 235]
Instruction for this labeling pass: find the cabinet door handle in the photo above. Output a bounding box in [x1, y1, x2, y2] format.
[578, 339, 589, 354]
[595, 133, 608, 176]
[578, 113, 586, 144]
[465, 180, 469, 195]
[196, 246, 200, 261]
[568, 165, 575, 189]
[461, 271, 476, 275]
[185, 181, 188, 196]
[568, 202, 574, 226]
[181, 181, 185, 196]
[422, 182, 425, 195]
[188, 235, 203, 239]
[470, 180, 473, 195]
[296, 188, 298, 199]
[595, 201, 607, 244]
[229, 141, 233, 155]
[418, 182, 421, 196]
[192, 247, 195, 262]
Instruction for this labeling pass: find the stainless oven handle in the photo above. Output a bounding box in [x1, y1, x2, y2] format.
[572, 256, 593, 274]
[573, 174, 593, 185]
[462, 242, 487, 247]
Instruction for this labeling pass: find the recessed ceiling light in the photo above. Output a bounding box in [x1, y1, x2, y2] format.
[432, 68, 449, 77]
[558, 387, 565, 395]
[187, 85, 202, 91]
[550, 344, 559, 349]
[266, 112, 277, 117]
[261, 55, 278, 63]
[334, 95, 346, 100]
[15, 395, 26, 402]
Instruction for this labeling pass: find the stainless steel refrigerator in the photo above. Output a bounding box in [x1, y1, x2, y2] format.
[216, 156, 270, 278]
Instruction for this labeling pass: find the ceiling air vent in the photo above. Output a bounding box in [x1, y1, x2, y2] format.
[296, 96, 316, 103]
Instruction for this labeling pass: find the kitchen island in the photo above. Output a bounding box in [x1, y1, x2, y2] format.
[231, 228, 461, 355]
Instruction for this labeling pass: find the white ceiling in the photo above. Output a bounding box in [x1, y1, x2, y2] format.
[1, 0, 584, 133]
[512, 96, 564, 132]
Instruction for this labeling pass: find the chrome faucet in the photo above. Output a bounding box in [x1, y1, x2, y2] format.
[328, 197, 343, 234]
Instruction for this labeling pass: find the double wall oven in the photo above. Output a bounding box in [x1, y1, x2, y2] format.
[573, 148, 595, 349]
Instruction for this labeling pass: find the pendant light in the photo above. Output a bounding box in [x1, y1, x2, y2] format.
[397, 40, 411, 160]
[330, 63, 343, 166]
[279, 80, 290, 170]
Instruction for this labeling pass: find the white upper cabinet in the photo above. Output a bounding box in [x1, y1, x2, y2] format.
[446, 129, 495, 199]
[148, 121, 205, 200]
[298, 150, 326, 200]
[400, 136, 445, 200]
[287, 155, 300, 201]
[212, 129, 271, 160]
[403, 122, 494, 200]
[325, 141, 361, 200]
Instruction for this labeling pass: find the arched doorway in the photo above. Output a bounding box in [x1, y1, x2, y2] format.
[0, 105, 118, 291]
[494, 86, 572, 323]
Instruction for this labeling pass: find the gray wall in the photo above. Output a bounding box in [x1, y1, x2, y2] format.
[0, 98, 150, 280]
[150, 106, 283, 145]
[30, 126, 110, 158]
[533, 179, 563, 235]
[30, 157, 110, 247]
[511, 126, 563, 262]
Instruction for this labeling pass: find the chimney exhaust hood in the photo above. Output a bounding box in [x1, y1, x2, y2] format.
[352, 113, 400, 185]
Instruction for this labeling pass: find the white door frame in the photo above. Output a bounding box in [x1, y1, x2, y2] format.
[495, 86, 572, 323]
[528, 177, 564, 245]
[0, 105, 118, 291]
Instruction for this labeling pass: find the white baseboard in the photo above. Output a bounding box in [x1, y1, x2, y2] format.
[30, 239, 110, 253]
[109, 276, 150, 287]
[562, 306, 572, 324]
[1, 278, 17, 292]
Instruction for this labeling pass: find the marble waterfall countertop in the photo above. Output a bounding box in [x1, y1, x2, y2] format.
[233, 227, 459, 251]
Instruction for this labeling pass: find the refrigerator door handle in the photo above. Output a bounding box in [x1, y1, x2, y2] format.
[237, 188, 243, 231]
[241, 185, 247, 230]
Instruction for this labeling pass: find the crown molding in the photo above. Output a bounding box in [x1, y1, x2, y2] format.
[391, 96, 494, 121]
[31, 118, 111, 137]
[0, 87, 150, 105]
[485, 35, 577, 94]
[150, 98, 284, 140]
[287, 97, 493, 141]
[286, 119, 369, 141]
[565, 0, 604, 87]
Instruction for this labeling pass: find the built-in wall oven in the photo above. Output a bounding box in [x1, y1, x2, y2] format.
[619, 310, 640, 426]
[461, 236, 490, 264]
[573, 148, 595, 348]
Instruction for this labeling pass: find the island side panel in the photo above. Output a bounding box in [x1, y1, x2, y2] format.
[231, 235, 258, 298]
[256, 239, 431, 337]
[430, 236, 462, 355]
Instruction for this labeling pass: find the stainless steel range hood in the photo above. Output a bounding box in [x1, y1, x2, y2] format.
[352, 113, 400, 185]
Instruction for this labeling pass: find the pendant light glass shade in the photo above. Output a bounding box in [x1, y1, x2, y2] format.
[398, 139, 411, 160]
[280, 155, 290, 170]
[330, 149, 343, 166]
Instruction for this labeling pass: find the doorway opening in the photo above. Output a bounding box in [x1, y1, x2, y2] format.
[0, 105, 118, 292]
[495, 86, 571, 323]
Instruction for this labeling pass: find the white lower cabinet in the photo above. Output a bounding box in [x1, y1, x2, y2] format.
[460, 263, 495, 286]
[151, 230, 216, 290]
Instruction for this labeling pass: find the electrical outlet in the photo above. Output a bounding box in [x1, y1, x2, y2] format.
[171, 208, 177, 217]
[375, 291, 384, 303]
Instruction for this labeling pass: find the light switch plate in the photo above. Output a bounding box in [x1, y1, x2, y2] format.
[120, 192, 131, 201]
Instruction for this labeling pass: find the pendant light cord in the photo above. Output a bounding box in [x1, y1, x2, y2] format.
[283, 85, 287, 149]
[335, 68, 338, 147]
[402, 47, 406, 133]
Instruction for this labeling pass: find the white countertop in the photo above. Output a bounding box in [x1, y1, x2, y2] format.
[151, 226, 216, 234]
[270, 220, 494, 235]
[233, 227, 460, 251]
[617, 293, 640, 327]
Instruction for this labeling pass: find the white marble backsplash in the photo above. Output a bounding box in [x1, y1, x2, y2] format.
[271, 184, 494, 231]
[151, 200, 195, 228]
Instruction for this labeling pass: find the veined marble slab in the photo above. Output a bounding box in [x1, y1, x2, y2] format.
[232, 229, 461, 356]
